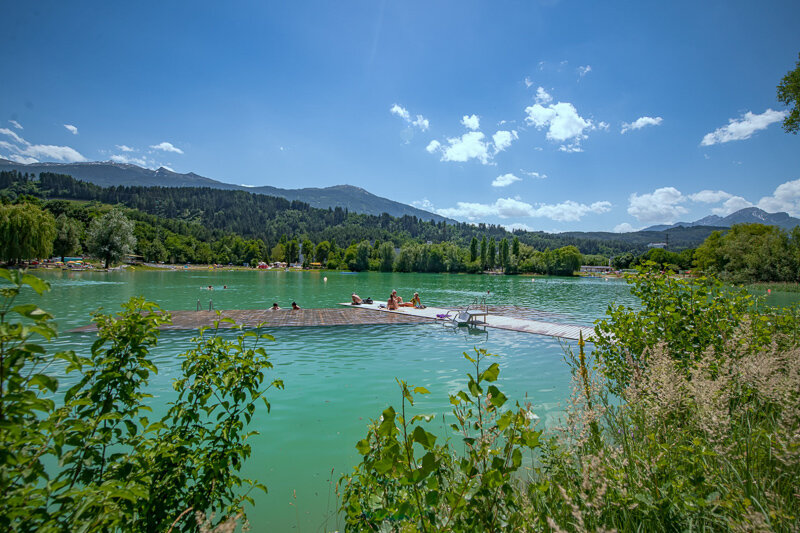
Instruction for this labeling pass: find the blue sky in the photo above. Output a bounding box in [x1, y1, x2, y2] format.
[2, 1, 798, 232]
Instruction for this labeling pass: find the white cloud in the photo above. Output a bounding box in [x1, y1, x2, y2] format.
[412, 115, 429, 131]
[111, 154, 149, 166]
[0, 127, 28, 145]
[525, 96, 593, 146]
[689, 189, 733, 203]
[558, 142, 583, 153]
[64, 124, 78, 135]
[492, 173, 521, 187]
[425, 140, 441, 153]
[712, 196, 753, 216]
[621, 116, 663, 134]
[116, 144, 134, 152]
[700, 109, 787, 146]
[597, 121, 610, 130]
[432, 197, 611, 222]
[627, 187, 688, 224]
[390, 104, 429, 131]
[757, 178, 800, 216]
[524, 77, 534, 88]
[577, 65, 592, 77]
[390, 104, 410, 121]
[531, 200, 611, 222]
[461, 114, 480, 130]
[519, 169, 547, 179]
[439, 131, 492, 164]
[21, 144, 86, 162]
[150, 141, 184, 154]
[613, 222, 640, 233]
[492, 130, 518, 153]
[1, 127, 86, 162]
[7, 154, 39, 164]
[9, 120, 22, 130]
[534, 87, 552, 105]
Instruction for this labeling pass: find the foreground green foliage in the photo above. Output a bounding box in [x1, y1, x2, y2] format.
[343, 269, 800, 531]
[341, 349, 541, 531]
[594, 264, 800, 394]
[0, 269, 281, 531]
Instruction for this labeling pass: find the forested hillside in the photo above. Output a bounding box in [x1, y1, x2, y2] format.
[1, 170, 689, 255]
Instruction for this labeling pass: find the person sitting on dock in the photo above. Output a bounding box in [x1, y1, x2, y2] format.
[410, 292, 424, 308]
[351, 293, 362, 305]
[387, 294, 399, 310]
[270, 303, 281, 310]
[291, 301, 301, 310]
[391, 290, 403, 304]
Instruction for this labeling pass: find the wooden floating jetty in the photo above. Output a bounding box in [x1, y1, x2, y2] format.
[70, 303, 597, 341]
[69, 307, 429, 333]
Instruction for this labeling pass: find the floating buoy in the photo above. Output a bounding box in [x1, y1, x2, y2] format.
[768, 288, 771, 294]
[323, 277, 328, 282]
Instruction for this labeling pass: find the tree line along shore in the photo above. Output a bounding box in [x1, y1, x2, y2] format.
[2, 169, 800, 283]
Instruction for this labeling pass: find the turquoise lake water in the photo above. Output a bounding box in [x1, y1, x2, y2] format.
[27, 269, 794, 531]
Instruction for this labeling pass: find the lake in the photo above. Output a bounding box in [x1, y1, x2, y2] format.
[17, 269, 644, 530]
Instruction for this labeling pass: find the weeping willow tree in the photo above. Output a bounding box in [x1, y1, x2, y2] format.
[0, 203, 57, 264]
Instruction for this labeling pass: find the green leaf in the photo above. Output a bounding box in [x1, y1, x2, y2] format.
[480, 362, 500, 382]
[21, 273, 50, 295]
[413, 386, 430, 395]
[29, 373, 58, 392]
[355, 439, 371, 455]
[487, 385, 507, 408]
[412, 426, 437, 450]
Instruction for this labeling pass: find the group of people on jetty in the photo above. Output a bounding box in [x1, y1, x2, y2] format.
[351, 289, 424, 310]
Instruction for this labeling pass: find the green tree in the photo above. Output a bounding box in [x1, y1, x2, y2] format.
[488, 237, 496, 269]
[286, 239, 299, 264]
[86, 209, 137, 268]
[351, 240, 371, 271]
[469, 236, 478, 262]
[53, 213, 82, 262]
[378, 242, 395, 272]
[301, 238, 314, 263]
[144, 238, 168, 263]
[511, 236, 520, 257]
[0, 203, 57, 264]
[271, 242, 286, 263]
[777, 52, 800, 134]
[480, 236, 487, 269]
[314, 241, 330, 264]
[499, 237, 510, 271]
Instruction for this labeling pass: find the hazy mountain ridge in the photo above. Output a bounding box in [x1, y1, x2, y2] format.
[0, 159, 450, 223]
[644, 207, 800, 232]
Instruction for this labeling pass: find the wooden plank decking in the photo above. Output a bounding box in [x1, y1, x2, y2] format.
[69, 307, 429, 333]
[70, 304, 597, 341]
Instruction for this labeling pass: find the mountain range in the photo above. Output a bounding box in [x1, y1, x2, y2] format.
[0, 159, 451, 223]
[643, 207, 800, 232]
[4, 158, 799, 235]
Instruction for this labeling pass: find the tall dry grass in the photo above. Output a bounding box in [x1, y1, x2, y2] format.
[527, 331, 800, 532]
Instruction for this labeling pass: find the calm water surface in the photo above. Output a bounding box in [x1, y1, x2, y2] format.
[29, 269, 640, 531]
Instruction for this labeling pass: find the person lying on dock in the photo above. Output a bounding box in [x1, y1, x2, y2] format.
[270, 303, 281, 310]
[291, 302, 301, 310]
[351, 293, 362, 305]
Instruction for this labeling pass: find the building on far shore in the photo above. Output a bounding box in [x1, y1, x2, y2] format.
[580, 265, 613, 273]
